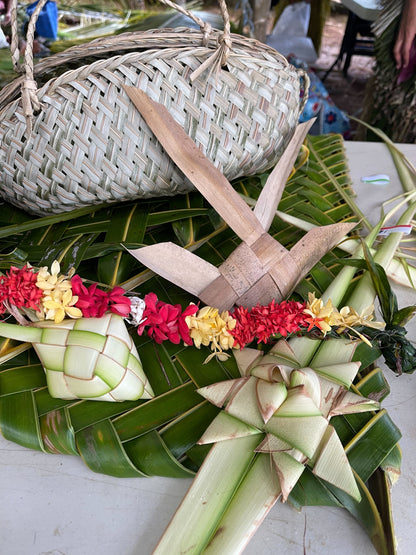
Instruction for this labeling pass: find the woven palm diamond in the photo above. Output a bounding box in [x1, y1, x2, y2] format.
[31, 313, 153, 401]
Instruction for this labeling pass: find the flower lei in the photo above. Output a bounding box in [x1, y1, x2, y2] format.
[0, 261, 385, 359]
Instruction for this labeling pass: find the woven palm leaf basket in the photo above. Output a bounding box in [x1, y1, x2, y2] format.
[0, 0, 308, 216]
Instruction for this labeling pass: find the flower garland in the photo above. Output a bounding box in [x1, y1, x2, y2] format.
[0, 261, 386, 361]
[0, 262, 130, 323]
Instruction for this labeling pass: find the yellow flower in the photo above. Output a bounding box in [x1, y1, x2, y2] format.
[186, 306, 236, 361]
[303, 292, 338, 334]
[331, 304, 385, 346]
[37, 260, 74, 293]
[304, 293, 385, 345]
[36, 261, 80, 322]
[41, 288, 82, 324]
[336, 304, 385, 330]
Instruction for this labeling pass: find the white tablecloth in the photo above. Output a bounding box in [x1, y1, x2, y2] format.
[341, 0, 381, 21]
[1, 142, 415, 555]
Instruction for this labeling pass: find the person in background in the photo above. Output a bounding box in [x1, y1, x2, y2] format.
[393, 0, 416, 73]
[360, 0, 415, 144]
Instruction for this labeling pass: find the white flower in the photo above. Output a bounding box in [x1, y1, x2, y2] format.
[126, 296, 146, 326]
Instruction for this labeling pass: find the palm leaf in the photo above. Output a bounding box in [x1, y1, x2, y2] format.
[0, 133, 402, 553]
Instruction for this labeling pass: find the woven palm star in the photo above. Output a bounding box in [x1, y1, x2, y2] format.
[196, 340, 379, 502]
[125, 88, 355, 313]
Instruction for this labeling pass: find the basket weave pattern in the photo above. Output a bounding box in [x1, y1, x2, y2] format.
[32, 314, 153, 401]
[0, 29, 307, 215]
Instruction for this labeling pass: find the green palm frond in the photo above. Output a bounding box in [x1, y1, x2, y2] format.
[0, 132, 404, 554]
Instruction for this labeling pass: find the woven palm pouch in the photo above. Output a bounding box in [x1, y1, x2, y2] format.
[0, 0, 309, 216]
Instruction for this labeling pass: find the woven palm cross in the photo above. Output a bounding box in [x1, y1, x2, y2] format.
[125, 87, 355, 311]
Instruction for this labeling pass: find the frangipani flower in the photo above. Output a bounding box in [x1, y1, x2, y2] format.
[186, 306, 236, 361]
[37, 260, 74, 293]
[36, 261, 80, 322]
[41, 288, 82, 324]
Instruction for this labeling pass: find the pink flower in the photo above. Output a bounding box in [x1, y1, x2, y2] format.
[0, 265, 43, 314]
[179, 303, 200, 345]
[107, 286, 131, 317]
[71, 275, 131, 318]
[71, 275, 107, 317]
[137, 293, 198, 345]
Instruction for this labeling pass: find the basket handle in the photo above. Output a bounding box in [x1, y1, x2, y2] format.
[10, 0, 232, 131]
[10, 0, 49, 132]
[298, 69, 310, 113]
[157, 0, 231, 46]
[156, 0, 232, 80]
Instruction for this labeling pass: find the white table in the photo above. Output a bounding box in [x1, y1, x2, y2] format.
[341, 0, 381, 22]
[1, 142, 415, 554]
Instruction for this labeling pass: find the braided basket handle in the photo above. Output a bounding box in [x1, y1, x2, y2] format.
[10, 0, 48, 133]
[9, 1, 308, 130]
[158, 0, 231, 48]
[151, 0, 233, 80]
[9, 0, 232, 130]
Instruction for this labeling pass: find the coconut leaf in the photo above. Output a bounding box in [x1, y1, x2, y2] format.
[97, 205, 149, 285]
[0, 390, 45, 451]
[76, 418, 149, 477]
[40, 406, 78, 455]
[344, 409, 402, 483]
[327, 472, 391, 555]
[0, 363, 46, 394]
[0, 132, 402, 553]
[362, 242, 398, 325]
[355, 366, 391, 402]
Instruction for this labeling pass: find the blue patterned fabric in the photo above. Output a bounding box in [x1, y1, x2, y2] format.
[289, 56, 351, 138]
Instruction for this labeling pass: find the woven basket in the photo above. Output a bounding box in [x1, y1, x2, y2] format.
[0, 0, 309, 216]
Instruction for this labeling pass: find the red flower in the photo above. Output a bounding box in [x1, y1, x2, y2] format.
[230, 306, 255, 348]
[231, 300, 308, 347]
[0, 265, 43, 314]
[251, 300, 308, 342]
[178, 303, 199, 345]
[137, 293, 198, 345]
[71, 276, 131, 318]
[71, 275, 106, 317]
